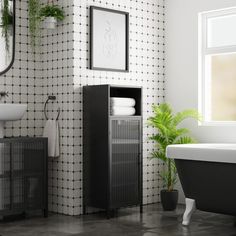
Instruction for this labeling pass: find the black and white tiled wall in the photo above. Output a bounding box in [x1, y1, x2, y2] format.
[0, 0, 165, 215]
[0, 0, 44, 137]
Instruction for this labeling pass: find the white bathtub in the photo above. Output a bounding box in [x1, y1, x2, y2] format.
[167, 143, 236, 163]
[166, 143, 236, 226]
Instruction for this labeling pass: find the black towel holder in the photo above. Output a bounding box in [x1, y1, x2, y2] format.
[44, 95, 60, 120]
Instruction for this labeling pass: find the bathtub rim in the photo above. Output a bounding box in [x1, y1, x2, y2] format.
[166, 143, 236, 164]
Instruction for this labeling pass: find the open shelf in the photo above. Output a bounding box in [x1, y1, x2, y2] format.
[110, 86, 142, 116]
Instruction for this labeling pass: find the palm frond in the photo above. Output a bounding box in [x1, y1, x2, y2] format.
[175, 136, 196, 144]
[176, 128, 190, 136]
[147, 103, 200, 190]
[148, 117, 170, 137]
[148, 110, 173, 127]
[172, 109, 201, 126]
[151, 151, 167, 162]
[157, 103, 172, 115]
[149, 133, 167, 151]
[159, 169, 177, 191]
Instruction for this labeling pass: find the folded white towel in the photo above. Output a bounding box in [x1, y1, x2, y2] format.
[110, 97, 136, 107]
[111, 106, 136, 116]
[43, 119, 60, 158]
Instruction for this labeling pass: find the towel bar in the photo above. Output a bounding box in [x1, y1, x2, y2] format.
[44, 95, 60, 120]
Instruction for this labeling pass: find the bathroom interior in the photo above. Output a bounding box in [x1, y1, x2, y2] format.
[0, 0, 236, 235]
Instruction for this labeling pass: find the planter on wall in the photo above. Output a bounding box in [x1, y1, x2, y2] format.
[43, 17, 57, 29]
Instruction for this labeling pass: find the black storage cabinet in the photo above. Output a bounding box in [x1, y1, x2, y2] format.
[83, 85, 143, 217]
[0, 137, 48, 219]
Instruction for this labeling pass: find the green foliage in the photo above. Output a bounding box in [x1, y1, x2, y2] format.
[28, 0, 41, 51]
[148, 103, 201, 191]
[28, 2, 65, 52]
[1, 0, 13, 52]
[39, 5, 65, 21]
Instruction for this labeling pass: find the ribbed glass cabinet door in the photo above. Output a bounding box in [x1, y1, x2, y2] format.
[110, 118, 141, 207]
[12, 142, 24, 210]
[0, 143, 11, 212]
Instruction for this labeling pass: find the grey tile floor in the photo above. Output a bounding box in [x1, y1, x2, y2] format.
[0, 204, 236, 236]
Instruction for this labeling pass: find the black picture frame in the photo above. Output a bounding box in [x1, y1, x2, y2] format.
[90, 6, 129, 72]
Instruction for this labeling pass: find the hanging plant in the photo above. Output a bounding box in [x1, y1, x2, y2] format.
[28, 0, 65, 50]
[39, 4, 65, 29]
[28, 0, 41, 51]
[1, 0, 13, 52]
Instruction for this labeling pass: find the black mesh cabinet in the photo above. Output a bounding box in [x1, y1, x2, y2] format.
[0, 137, 48, 219]
[83, 85, 143, 218]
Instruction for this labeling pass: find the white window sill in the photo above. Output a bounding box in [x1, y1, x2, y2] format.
[199, 121, 236, 126]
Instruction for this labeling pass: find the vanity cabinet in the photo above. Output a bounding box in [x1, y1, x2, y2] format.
[83, 85, 143, 217]
[0, 138, 48, 219]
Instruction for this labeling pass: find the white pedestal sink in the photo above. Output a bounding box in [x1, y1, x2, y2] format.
[0, 104, 27, 138]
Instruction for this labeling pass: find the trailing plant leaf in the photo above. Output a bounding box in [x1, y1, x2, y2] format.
[39, 5, 65, 21]
[28, 0, 41, 51]
[148, 103, 201, 191]
[28, 2, 65, 52]
[1, 0, 13, 52]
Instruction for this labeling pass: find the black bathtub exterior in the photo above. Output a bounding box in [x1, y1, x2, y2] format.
[175, 159, 236, 216]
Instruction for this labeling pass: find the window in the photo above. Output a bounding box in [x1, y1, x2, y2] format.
[199, 7, 236, 125]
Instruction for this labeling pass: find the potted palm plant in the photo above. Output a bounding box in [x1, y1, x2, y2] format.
[39, 4, 65, 29]
[148, 103, 200, 211]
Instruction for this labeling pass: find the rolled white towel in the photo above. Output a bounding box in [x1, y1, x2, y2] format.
[110, 97, 136, 107]
[111, 106, 136, 116]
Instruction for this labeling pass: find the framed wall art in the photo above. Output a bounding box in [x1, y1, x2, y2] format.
[90, 6, 129, 72]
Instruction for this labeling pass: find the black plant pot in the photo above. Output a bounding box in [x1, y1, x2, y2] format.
[160, 190, 178, 211]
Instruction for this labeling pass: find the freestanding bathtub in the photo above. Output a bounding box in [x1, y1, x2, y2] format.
[166, 143, 236, 226]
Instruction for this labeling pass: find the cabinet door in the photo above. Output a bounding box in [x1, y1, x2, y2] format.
[0, 143, 11, 212]
[110, 118, 141, 208]
[23, 142, 45, 210]
[12, 142, 24, 210]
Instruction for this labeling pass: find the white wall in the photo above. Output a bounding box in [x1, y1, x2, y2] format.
[0, 0, 44, 138]
[165, 0, 236, 142]
[165, 0, 236, 203]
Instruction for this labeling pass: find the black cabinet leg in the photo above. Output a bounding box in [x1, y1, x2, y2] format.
[43, 208, 48, 218]
[107, 209, 111, 219]
[140, 205, 143, 214]
[83, 205, 87, 215]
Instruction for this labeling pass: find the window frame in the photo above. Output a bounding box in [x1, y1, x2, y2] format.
[198, 7, 236, 126]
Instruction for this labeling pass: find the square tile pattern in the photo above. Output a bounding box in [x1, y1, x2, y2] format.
[0, 0, 165, 215]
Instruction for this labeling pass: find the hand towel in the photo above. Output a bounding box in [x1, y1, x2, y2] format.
[110, 97, 136, 107]
[43, 119, 60, 158]
[111, 106, 136, 116]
